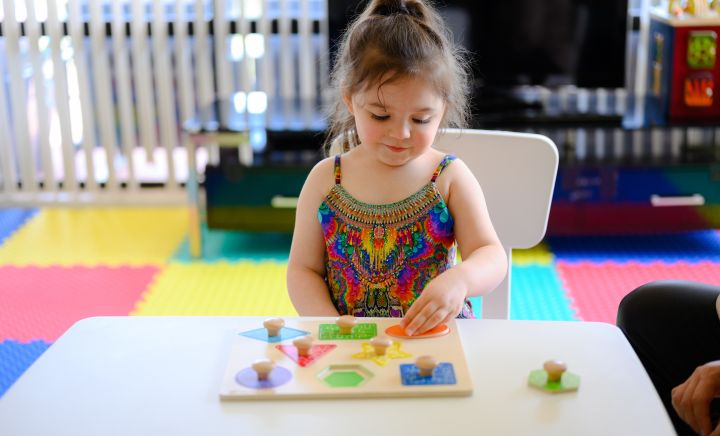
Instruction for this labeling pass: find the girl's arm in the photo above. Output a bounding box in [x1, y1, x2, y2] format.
[287, 159, 340, 316]
[402, 158, 507, 335]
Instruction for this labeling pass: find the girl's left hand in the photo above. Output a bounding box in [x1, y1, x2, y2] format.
[401, 270, 467, 336]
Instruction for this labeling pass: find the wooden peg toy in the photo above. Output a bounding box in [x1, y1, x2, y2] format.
[251, 359, 276, 381]
[336, 315, 357, 335]
[263, 318, 285, 337]
[370, 336, 392, 356]
[544, 360, 567, 382]
[293, 336, 313, 357]
[415, 355, 437, 377]
[528, 359, 580, 393]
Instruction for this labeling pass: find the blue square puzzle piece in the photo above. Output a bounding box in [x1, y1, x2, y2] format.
[400, 362, 456, 386]
[240, 327, 310, 343]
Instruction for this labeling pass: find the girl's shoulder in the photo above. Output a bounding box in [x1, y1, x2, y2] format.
[303, 155, 338, 199]
[432, 153, 477, 201]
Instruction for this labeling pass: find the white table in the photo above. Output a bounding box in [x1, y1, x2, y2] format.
[0, 317, 675, 436]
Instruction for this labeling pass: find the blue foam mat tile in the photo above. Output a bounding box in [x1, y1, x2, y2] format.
[470, 264, 577, 321]
[0, 208, 38, 245]
[510, 264, 578, 321]
[0, 340, 51, 397]
[173, 225, 292, 262]
[546, 230, 720, 263]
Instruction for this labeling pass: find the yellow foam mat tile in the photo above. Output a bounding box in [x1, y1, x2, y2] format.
[132, 262, 298, 316]
[0, 207, 188, 266]
[512, 242, 554, 265]
[700, 205, 720, 226]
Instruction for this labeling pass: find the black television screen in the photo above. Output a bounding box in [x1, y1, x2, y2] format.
[327, 0, 629, 91]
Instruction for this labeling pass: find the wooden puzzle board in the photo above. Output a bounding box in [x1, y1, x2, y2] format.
[219, 318, 472, 400]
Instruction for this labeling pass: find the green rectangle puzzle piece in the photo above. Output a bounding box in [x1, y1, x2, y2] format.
[318, 323, 377, 340]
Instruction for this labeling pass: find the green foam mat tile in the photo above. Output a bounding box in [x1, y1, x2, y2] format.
[173, 225, 292, 262]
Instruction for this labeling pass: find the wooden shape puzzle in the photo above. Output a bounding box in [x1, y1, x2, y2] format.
[219, 318, 472, 400]
[318, 322, 377, 340]
[239, 326, 309, 343]
[351, 341, 411, 367]
[276, 344, 337, 367]
[400, 362, 456, 386]
[385, 323, 450, 339]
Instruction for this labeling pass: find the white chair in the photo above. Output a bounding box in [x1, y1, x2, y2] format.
[434, 128, 559, 319]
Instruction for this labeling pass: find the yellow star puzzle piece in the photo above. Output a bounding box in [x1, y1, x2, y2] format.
[352, 341, 411, 366]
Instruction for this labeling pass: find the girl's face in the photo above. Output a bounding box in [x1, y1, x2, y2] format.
[344, 74, 446, 167]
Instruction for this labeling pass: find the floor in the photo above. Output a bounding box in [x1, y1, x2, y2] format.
[1, 206, 720, 398]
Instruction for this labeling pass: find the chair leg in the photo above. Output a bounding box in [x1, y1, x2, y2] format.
[482, 251, 512, 319]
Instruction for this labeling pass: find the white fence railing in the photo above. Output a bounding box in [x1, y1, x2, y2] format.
[0, 0, 328, 206]
[1, 0, 717, 207]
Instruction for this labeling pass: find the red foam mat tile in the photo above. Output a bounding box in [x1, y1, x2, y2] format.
[0, 266, 159, 342]
[557, 261, 720, 325]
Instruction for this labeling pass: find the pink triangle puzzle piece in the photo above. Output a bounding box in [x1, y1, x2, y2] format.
[276, 344, 337, 367]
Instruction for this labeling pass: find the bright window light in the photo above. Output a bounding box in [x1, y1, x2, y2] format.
[233, 92, 247, 113]
[230, 35, 245, 61]
[34, 0, 48, 21]
[247, 92, 267, 114]
[245, 34, 265, 58]
[245, 0, 262, 19]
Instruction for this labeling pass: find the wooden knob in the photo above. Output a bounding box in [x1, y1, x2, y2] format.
[263, 318, 285, 337]
[370, 336, 392, 356]
[544, 360, 567, 382]
[293, 336, 313, 357]
[415, 355, 437, 377]
[336, 315, 357, 335]
[251, 359, 276, 381]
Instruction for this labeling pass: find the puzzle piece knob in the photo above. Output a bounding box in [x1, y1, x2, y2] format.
[263, 318, 285, 337]
[336, 315, 357, 335]
[370, 336, 393, 356]
[293, 336, 313, 357]
[543, 360, 567, 382]
[415, 355, 437, 377]
[251, 358, 276, 381]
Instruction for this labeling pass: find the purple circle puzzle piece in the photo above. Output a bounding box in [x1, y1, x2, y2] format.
[235, 366, 292, 389]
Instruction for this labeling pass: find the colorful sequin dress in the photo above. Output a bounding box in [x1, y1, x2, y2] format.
[318, 154, 474, 318]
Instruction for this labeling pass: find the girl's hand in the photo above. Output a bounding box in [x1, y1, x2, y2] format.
[671, 360, 720, 436]
[400, 270, 467, 336]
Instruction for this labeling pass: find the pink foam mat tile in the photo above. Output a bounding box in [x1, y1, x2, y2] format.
[557, 261, 720, 325]
[0, 266, 160, 342]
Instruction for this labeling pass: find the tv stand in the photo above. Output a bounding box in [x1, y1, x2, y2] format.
[471, 111, 624, 129]
[183, 93, 720, 256]
[471, 87, 625, 128]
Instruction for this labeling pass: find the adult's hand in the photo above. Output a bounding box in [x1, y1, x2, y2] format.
[671, 360, 720, 435]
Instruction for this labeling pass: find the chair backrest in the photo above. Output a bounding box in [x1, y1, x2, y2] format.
[434, 128, 559, 319]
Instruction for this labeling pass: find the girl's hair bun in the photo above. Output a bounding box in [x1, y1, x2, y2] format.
[371, 0, 424, 19]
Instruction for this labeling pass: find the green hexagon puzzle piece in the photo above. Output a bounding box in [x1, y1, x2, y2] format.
[318, 364, 374, 388]
[528, 369, 580, 393]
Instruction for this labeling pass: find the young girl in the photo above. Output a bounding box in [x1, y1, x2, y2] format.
[287, 0, 507, 336]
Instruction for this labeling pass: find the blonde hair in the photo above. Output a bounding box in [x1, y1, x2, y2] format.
[325, 0, 471, 156]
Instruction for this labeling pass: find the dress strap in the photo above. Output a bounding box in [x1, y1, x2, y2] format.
[430, 154, 456, 183]
[333, 155, 342, 184]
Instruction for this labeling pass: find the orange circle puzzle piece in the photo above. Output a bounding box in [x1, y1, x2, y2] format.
[385, 323, 450, 339]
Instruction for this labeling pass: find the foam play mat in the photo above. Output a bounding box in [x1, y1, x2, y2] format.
[0, 265, 158, 342]
[558, 261, 720, 324]
[0, 205, 718, 399]
[0, 207, 188, 266]
[132, 261, 297, 316]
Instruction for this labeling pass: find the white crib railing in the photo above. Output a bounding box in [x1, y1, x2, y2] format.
[0, 0, 328, 206]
